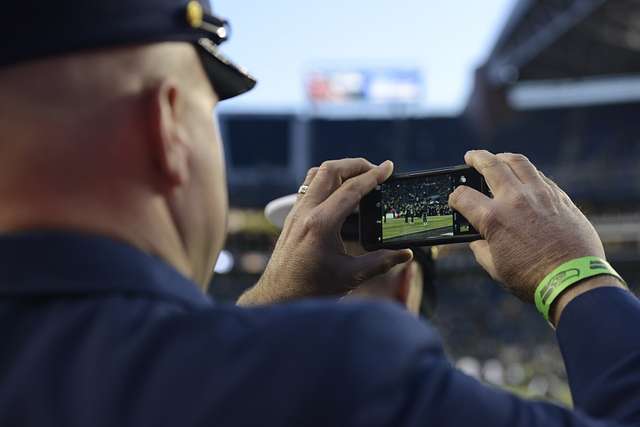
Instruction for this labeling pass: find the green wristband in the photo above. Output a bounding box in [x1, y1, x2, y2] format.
[534, 256, 625, 322]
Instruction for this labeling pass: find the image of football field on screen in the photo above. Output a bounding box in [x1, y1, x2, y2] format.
[382, 215, 453, 241]
[381, 174, 454, 244]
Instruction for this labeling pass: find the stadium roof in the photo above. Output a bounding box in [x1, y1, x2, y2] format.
[486, 0, 640, 85]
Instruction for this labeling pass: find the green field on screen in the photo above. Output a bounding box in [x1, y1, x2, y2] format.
[382, 215, 453, 240]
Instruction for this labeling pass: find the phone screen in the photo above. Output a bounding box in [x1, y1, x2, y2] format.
[360, 165, 489, 250]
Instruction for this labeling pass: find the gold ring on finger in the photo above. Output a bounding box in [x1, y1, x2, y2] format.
[298, 184, 310, 196]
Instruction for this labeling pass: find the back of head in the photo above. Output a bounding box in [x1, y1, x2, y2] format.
[0, 0, 255, 211]
[0, 42, 221, 283]
[0, 43, 202, 142]
[0, 0, 256, 288]
[0, 42, 210, 189]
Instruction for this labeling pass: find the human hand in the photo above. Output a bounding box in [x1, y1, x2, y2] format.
[448, 150, 609, 303]
[346, 260, 422, 315]
[238, 158, 413, 306]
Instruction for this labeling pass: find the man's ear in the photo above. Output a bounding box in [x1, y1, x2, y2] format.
[147, 81, 190, 189]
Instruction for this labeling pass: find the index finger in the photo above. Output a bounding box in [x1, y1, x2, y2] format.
[465, 150, 520, 194]
[303, 158, 376, 206]
[316, 161, 393, 230]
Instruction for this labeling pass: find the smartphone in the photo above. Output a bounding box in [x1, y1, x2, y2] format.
[359, 165, 491, 250]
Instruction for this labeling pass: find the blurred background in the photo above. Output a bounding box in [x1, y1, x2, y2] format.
[209, 0, 640, 404]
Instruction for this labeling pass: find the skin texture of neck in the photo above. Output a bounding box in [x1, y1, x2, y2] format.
[0, 130, 195, 283]
[0, 191, 193, 280]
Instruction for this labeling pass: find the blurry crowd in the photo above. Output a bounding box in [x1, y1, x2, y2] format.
[433, 272, 571, 403]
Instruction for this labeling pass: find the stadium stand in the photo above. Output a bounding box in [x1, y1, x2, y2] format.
[220, 114, 297, 207]
[224, 115, 291, 168]
[484, 0, 640, 84]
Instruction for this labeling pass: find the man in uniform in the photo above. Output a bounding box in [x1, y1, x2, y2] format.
[0, 0, 639, 426]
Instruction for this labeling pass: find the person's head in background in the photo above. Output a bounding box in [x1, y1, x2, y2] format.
[0, 1, 255, 290]
[265, 195, 437, 317]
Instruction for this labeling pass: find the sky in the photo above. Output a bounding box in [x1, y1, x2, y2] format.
[214, 0, 516, 115]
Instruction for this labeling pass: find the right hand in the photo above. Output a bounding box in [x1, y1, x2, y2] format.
[238, 158, 413, 306]
[448, 150, 606, 303]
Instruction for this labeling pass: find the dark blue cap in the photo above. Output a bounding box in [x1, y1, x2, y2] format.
[0, 0, 256, 100]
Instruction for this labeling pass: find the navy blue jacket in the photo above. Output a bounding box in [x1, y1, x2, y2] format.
[0, 232, 638, 426]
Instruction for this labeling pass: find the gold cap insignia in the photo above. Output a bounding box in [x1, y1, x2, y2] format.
[186, 0, 204, 29]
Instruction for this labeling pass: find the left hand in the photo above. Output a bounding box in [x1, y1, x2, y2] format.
[238, 158, 413, 306]
[448, 150, 608, 303]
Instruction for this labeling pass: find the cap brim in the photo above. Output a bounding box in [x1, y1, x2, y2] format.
[195, 38, 256, 101]
[265, 194, 298, 229]
[264, 194, 360, 236]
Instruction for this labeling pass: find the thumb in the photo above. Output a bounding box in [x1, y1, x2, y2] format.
[351, 249, 414, 284]
[469, 240, 499, 280]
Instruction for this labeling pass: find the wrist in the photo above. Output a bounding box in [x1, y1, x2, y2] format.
[237, 277, 280, 307]
[237, 274, 278, 306]
[237, 285, 261, 306]
[535, 256, 626, 326]
[549, 275, 627, 327]
[237, 273, 313, 306]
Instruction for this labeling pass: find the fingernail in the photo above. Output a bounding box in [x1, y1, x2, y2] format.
[379, 160, 393, 168]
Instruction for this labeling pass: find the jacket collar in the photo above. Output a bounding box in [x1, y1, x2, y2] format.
[0, 231, 213, 309]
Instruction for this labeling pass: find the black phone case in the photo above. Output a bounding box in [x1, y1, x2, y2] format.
[359, 165, 488, 251]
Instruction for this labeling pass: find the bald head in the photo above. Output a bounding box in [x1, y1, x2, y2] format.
[0, 43, 210, 134]
[0, 42, 228, 289]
